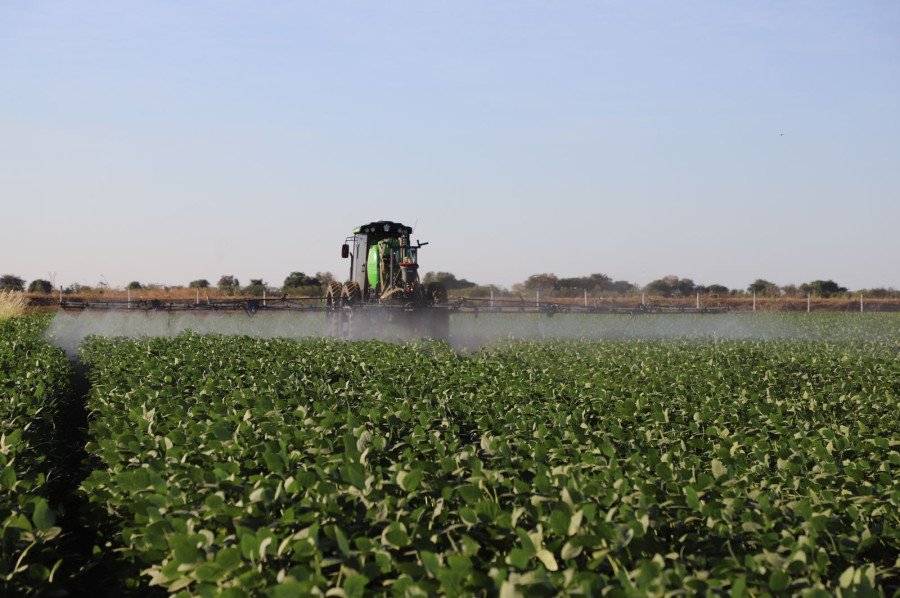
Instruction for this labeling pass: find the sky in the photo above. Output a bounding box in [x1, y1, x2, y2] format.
[1, 1, 898, 291]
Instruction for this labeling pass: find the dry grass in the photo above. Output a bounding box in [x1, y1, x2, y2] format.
[0, 290, 28, 320]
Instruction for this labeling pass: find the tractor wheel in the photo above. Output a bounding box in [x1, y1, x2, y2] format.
[325, 281, 343, 308]
[426, 282, 448, 305]
[342, 281, 362, 305]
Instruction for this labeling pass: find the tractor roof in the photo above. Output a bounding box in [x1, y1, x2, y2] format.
[353, 221, 412, 235]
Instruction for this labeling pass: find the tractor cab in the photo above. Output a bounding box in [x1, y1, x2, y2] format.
[340, 221, 427, 301]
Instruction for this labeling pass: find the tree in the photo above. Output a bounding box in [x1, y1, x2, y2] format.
[0, 275, 25, 292]
[675, 278, 696, 296]
[315, 272, 335, 285]
[857, 287, 899, 299]
[127, 281, 143, 290]
[747, 279, 779, 296]
[558, 273, 614, 292]
[422, 272, 477, 290]
[27, 279, 53, 293]
[706, 284, 730, 295]
[780, 284, 800, 297]
[610, 280, 638, 294]
[244, 279, 267, 297]
[644, 276, 674, 297]
[218, 275, 240, 296]
[645, 275, 696, 298]
[522, 273, 560, 291]
[189, 279, 210, 289]
[283, 272, 321, 290]
[800, 280, 847, 298]
[462, 284, 508, 298]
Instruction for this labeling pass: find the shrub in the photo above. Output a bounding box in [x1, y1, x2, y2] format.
[0, 275, 25, 292]
[27, 280, 53, 294]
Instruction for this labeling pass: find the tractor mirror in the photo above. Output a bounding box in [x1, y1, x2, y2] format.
[341, 244, 350, 258]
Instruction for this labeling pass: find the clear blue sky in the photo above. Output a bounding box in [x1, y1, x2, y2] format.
[1, 1, 898, 290]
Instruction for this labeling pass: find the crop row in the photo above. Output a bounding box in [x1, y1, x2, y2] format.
[0, 316, 73, 592]
[79, 333, 898, 596]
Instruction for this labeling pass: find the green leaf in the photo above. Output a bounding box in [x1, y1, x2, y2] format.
[262, 451, 284, 474]
[400, 468, 424, 492]
[769, 570, 789, 592]
[270, 581, 305, 598]
[333, 525, 350, 556]
[420, 550, 440, 575]
[549, 509, 569, 537]
[383, 522, 409, 548]
[507, 548, 531, 569]
[684, 486, 700, 510]
[342, 463, 366, 489]
[32, 498, 55, 531]
[215, 546, 242, 571]
[170, 534, 200, 564]
[343, 574, 369, 598]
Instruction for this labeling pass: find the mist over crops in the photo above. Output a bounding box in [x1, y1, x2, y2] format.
[46, 311, 900, 357]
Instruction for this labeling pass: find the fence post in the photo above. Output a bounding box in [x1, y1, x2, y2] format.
[807, 293, 811, 313]
[536, 290, 540, 307]
[752, 292, 756, 312]
[641, 293, 645, 306]
[263, 288, 267, 307]
[196, 288, 200, 305]
[696, 292, 700, 309]
[490, 289, 494, 308]
[127, 288, 131, 308]
[860, 293, 864, 313]
[584, 288, 588, 307]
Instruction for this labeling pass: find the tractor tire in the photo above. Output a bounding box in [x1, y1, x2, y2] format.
[426, 282, 448, 305]
[342, 281, 362, 305]
[325, 281, 343, 308]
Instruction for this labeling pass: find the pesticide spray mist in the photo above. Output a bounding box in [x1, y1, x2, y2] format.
[45, 311, 892, 358]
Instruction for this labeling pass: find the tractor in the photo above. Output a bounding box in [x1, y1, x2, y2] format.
[325, 221, 450, 339]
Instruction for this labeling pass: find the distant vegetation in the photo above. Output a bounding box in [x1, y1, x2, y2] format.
[0, 274, 25, 292]
[5, 270, 899, 299]
[27, 279, 53, 294]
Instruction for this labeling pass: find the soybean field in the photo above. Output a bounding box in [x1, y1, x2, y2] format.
[1, 314, 898, 596]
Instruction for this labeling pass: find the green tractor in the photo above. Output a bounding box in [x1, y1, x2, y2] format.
[326, 221, 449, 339]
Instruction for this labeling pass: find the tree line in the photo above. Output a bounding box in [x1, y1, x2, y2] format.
[0, 272, 335, 297]
[2, 271, 898, 299]
[419, 272, 899, 299]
